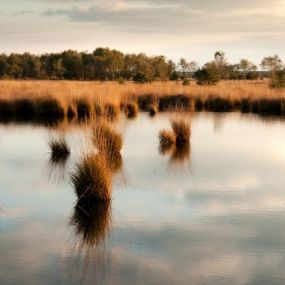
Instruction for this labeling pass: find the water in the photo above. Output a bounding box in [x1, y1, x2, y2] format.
[1, 112, 285, 285]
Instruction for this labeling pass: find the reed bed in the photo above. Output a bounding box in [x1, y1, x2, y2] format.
[1, 80, 285, 121]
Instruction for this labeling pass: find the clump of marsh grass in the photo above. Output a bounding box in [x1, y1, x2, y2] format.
[159, 130, 176, 148]
[94, 102, 104, 118]
[124, 103, 138, 119]
[171, 119, 191, 146]
[148, 105, 158, 117]
[137, 94, 155, 111]
[67, 104, 77, 120]
[93, 122, 123, 172]
[104, 103, 119, 121]
[76, 99, 92, 121]
[159, 118, 191, 166]
[71, 154, 112, 201]
[49, 137, 70, 164]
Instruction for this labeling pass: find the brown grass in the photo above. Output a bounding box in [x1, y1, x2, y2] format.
[93, 122, 123, 172]
[1, 80, 285, 120]
[159, 130, 176, 147]
[171, 119, 191, 145]
[71, 154, 112, 201]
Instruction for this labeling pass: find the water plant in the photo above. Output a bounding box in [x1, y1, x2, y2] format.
[71, 154, 112, 201]
[124, 103, 138, 119]
[93, 122, 123, 172]
[171, 119, 191, 146]
[49, 137, 70, 164]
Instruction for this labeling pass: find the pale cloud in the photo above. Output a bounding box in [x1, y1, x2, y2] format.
[1, 0, 285, 63]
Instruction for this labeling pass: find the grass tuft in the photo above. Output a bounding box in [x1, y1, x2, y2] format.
[71, 154, 112, 201]
[159, 130, 176, 147]
[76, 99, 92, 120]
[171, 119, 191, 145]
[104, 104, 119, 121]
[124, 103, 138, 119]
[49, 137, 70, 164]
[93, 122, 123, 171]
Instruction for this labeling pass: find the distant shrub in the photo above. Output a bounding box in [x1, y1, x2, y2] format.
[117, 77, 125, 84]
[271, 71, 285, 88]
[182, 78, 191, 86]
[194, 66, 219, 85]
[133, 72, 148, 83]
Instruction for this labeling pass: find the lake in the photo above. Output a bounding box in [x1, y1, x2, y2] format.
[1, 112, 285, 285]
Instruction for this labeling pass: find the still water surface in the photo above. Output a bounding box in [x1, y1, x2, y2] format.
[1, 113, 285, 285]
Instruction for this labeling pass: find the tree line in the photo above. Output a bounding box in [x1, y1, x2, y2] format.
[0, 48, 284, 86]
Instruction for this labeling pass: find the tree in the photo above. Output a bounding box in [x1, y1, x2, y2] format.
[194, 62, 219, 85]
[133, 71, 148, 83]
[214, 51, 228, 79]
[261, 55, 284, 87]
[179, 58, 188, 79]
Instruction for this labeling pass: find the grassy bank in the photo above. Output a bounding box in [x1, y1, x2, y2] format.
[1, 80, 285, 122]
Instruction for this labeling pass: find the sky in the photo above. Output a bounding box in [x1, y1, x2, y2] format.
[1, 0, 285, 65]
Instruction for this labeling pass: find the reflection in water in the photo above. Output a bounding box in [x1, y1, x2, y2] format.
[159, 137, 191, 168]
[70, 198, 112, 284]
[170, 142, 191, 164]
[46, 155, 69, 183]
[4, 113, 285, 284]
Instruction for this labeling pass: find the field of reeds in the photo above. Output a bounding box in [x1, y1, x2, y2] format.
[1, 80, 285, 123]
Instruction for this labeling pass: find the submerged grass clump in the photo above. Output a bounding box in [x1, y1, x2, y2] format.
[49, 137, 70, 164]
[71, 154, 112, 201]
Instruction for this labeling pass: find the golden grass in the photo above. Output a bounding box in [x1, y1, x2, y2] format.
[159, 130, 176, 147]
[1, 80, 284, 102]
[1, 80, 285, 120]
[71, 154, 112, 201]
[171, 119, 191, 145]
[93, 122, 123, 172]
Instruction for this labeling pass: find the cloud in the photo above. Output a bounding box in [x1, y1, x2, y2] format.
[40, 0, 285, 36]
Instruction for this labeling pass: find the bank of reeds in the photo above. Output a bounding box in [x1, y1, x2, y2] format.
[1, 80, 285, 122]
